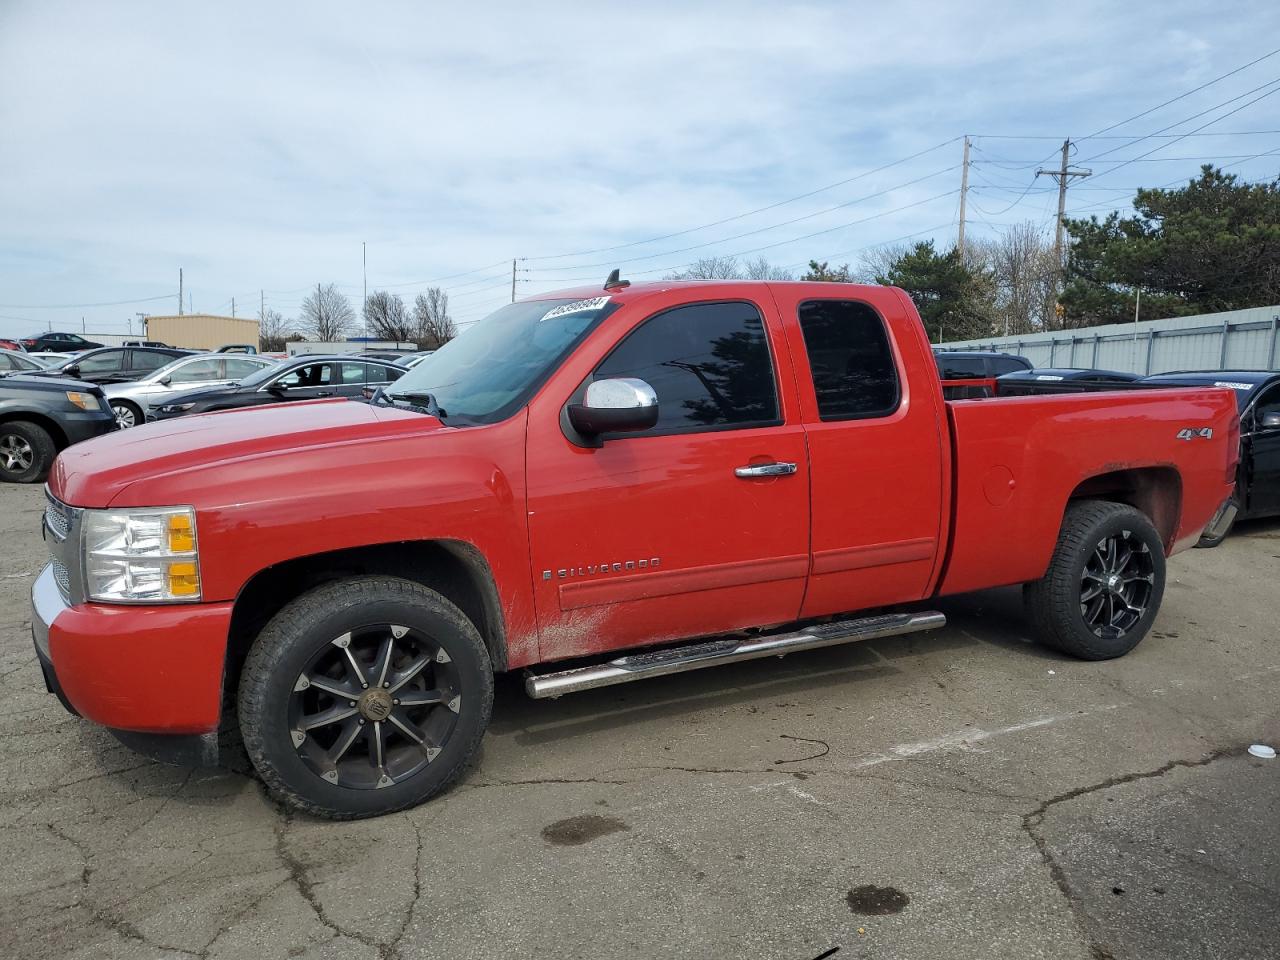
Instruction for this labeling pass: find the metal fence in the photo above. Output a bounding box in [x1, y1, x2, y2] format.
[935, 304, 1280, 375]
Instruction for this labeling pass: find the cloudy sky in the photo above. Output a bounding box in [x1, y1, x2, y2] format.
[1, 1, 1278, 336]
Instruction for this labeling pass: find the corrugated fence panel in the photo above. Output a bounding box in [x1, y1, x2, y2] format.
[936, 305, 1280, 374]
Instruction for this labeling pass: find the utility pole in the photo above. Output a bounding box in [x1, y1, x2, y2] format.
[1037, 139, 1091, 280]
[511, 259, 517, 303]
[231, 297, 236, 318]
[362, 241, 368, 339]
[957, 136, 970, 259]
[178, 267, 184, 316]
[260, 290, 264, 321]
[188, 292, 192, 314]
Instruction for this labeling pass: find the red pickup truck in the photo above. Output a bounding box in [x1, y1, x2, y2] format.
[32, 278, 1239, 818]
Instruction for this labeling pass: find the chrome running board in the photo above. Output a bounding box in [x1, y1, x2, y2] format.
[524, 611, 946, 699]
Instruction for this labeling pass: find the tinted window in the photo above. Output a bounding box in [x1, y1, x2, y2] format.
[594, 301, 779, 435]
[130, 351, 172, 372]
[276, 363, 333, 388]
[1253, 385, 1280, 427]
[338, 362, 369, 385]
[225, 357, 267, 379]
[364, 363, 399, 384]
[76, 350, 125, 373]
[988, 355, 1031, 376]
[170, 358, 223, 383]
[936, 355, 987, 379]
[798, 300, 899, 419]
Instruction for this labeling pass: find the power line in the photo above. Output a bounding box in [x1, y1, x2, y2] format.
[522, 136, 964, 261]
[0, 293, 176, 309]
[531, 163, 961, 274]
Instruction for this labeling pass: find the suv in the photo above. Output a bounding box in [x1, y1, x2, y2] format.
[20, 332, 104, 353]
[32, 346, 194, 385]
[0, 375, 114, 482]
[933, 350, 1031, 399]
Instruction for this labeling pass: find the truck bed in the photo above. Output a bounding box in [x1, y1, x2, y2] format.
[937, 388, 1238, 597]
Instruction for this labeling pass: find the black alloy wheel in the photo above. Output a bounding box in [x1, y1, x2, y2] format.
[1079, 529, 1155, 639]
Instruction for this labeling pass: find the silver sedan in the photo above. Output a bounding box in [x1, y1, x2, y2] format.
[103, 353, 275, 428]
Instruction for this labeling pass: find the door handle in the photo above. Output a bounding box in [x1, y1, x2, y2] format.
[315, 391, 333, 397]
[734, 461, 797, 478]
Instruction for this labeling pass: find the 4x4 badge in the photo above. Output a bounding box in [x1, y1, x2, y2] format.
[1175, 427, 1213, 440]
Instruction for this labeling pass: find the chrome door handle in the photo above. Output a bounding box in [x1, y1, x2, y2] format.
[734, 462, 797, 478]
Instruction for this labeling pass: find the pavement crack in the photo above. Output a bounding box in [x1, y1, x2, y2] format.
[1020, 747, 1240, 960]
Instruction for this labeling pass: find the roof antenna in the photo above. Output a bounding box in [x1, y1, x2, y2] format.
[604, 268, 630, 291]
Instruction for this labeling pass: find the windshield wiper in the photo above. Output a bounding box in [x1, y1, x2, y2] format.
[372, 387, 447, 420]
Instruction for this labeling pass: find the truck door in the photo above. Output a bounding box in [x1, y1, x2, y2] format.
[770, 289, 946, 617]
[525, 294, 810, 662]
[1245, 383, 1280, 515]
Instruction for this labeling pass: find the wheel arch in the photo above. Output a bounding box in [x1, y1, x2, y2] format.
[225, 540, 509, 711]
[0, 410, 69, 450]
[1067, 466, 1182, 552]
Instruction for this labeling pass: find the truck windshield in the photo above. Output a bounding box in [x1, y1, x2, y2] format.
[385, 296, 617, 424]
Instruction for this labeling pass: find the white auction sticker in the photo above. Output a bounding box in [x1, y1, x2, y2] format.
[540, 296, 610, 322]
[1213, 381, 1253, 391]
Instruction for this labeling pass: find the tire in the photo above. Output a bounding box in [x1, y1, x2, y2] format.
[238, 576, 494, 819]
[0, 420, 57, 484]
[110, 399, 143, 430]
[1194, 488, 1240, 549]
[1024, 500, 1166, 660]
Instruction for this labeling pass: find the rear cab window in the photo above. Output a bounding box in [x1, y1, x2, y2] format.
[797, 300, 900, 420]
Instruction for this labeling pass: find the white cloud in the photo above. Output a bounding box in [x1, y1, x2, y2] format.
[0, 0, 1277, 332]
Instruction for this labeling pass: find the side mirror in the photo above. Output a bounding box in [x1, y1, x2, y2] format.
[567, 377, 659, 440]
[1261, 411, 1280, 430]
[159, 375, 172, 386]
[267, 382, 288, 395]
[64, 363, 80, 377]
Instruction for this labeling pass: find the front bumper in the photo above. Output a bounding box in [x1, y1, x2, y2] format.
[31, 563, 234, 735]
[59, 407, 116, 445]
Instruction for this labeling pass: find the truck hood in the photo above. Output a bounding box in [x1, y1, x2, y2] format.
[51, 398, 442, 507]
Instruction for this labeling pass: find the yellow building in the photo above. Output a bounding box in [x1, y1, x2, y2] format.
[145, 315, 260, 351]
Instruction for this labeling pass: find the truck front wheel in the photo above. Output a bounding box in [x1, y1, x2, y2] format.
[238, 576, 493, 819]
[1024, 500, 1167, 660]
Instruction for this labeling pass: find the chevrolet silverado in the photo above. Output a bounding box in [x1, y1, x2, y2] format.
[32, 278, 1239, 818]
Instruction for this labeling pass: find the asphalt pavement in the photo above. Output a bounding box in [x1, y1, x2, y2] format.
[0, 480, 1275, 960]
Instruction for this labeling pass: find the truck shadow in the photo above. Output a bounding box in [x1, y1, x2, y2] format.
[489, 586, 1057, 747]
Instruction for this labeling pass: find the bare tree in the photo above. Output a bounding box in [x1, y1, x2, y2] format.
[258, 308, 289, 352]
[970, 222, 1058, 334]
[854, 243, 911, 283]
[299, 283, 355, 342]
[363, 291, 414, 341]
[663, 255, 743, 280]
[740, 256, 794, 280]
[412, 288, 456, 348]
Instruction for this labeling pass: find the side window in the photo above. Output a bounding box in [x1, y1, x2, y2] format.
[76, 350, 125, 373]
[364, 363, 398, 384]
[0, 355, 13, 371]
[1254, 384, 1280, 428]
[592, 301, 780, 435]
[170, 358, 223, 383]
[935, 355, 987, 379]
[130, 351, 171, 373]
[339, 363, 369, 385]
[277, 363, 332, 388]
[225, 358, 266, 379]
[798, 300, 899, 420]
[988, 355, 1030, 376]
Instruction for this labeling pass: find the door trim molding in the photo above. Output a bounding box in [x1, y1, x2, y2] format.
[559, 554, 809, 611]
[811, 537, 936, 575]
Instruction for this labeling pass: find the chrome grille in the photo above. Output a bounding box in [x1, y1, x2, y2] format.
[51, 559, 71, 597]
[44, 497, 70, 540]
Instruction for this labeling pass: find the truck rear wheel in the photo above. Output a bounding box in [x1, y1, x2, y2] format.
[1024, 500, 1166, 660]
[238, 576, 493, 819]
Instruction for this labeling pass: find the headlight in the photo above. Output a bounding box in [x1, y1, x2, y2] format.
[161, 402, 195, 413]
[65, 391, 97, 410]
[82, 507, 201, 602]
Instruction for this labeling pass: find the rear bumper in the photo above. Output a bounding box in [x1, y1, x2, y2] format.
[1199, 496, 1240, 545]
[31, 563, 233, 735]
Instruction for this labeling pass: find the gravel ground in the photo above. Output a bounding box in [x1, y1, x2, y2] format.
[0, 480, 1275, 960]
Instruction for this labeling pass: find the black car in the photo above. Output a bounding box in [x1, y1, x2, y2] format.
[33, 346, 195, 385]
[0, 375, 115, 483]
[152, 355, 406, 420]
[19, 332, 104, 352]
[933, 350, 1032, 399]
[994, 367, 1140, 396]
[1140, 371, 1280, 544]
